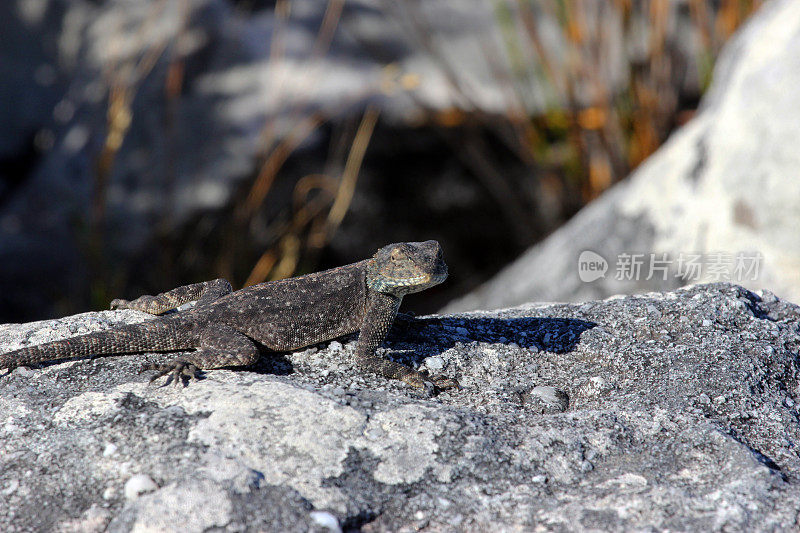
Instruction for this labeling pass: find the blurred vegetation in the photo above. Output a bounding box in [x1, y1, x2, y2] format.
[86, 0, 761, 311]
[408, 0, 761, 200]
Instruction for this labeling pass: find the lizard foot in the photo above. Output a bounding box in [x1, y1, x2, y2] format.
[143, 360, 202, 386]
[430, 375, 460, 391]
[109, 299, 130, 310]
[402, 370, 460, 395]
[418, 369, 460, 391]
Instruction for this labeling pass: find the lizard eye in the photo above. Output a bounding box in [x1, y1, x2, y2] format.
[390, 248, 402, 261]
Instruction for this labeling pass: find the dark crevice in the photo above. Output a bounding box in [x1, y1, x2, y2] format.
[688, 132, 708, 185]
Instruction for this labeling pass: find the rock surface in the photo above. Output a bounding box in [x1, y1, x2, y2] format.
[1, 283, 799, 531]
[446, 0, 800, 313]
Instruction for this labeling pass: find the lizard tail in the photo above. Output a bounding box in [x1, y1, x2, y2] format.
[0, 319, 196, 369]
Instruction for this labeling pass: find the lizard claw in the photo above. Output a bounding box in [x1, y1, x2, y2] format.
[143, 360, 202, 386]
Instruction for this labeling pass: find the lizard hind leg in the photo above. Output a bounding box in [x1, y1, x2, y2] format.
[111, 279, 233, 315]
[147, 325, 259, 386]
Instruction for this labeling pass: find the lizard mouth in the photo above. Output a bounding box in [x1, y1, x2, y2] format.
[372, 262, 448, 295]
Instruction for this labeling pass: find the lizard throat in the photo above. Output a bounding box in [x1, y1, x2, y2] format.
[367, 270, 447, 296]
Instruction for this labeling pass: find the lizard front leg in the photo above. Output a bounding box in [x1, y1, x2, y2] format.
[147, 325, 259, 385]
[355, 291, 458, 392]
[111, 279, 233, 315]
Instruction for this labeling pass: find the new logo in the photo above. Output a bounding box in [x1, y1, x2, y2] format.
[578, 251, 608, 282]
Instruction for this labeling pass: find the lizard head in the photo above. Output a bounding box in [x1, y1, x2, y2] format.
[366, 240, 448, 296]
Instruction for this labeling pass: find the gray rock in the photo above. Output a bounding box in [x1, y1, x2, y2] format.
[309, 510, 341, 533]
[523, 385, 570, 414]
[445, 0, 800, 313]
[123, 474, 158, 500]
[1, 282, 799, 530]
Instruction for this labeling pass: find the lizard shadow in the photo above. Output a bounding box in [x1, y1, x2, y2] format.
[251, 350, 296, 376]
[387, 314, 597, 355]
[245, 315, 597, 378]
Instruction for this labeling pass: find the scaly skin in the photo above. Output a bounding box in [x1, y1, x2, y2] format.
[0, 241, 457, 391]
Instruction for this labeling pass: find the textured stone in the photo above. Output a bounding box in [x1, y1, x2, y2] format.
[0, 282, 799, 530]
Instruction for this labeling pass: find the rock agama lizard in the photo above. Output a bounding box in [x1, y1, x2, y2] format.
[0, 241, 457, 390]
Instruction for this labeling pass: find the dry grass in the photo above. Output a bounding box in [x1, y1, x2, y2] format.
[400, 0, 761, 206]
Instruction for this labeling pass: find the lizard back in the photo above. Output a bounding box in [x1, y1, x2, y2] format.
[200, 260, 370, 351]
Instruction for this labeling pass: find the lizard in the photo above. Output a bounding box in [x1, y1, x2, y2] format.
[0, 240, 458, 391]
